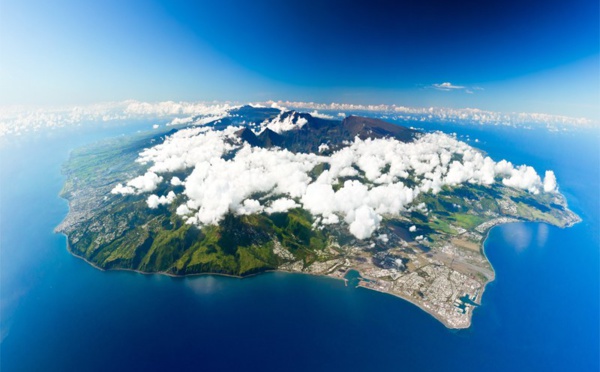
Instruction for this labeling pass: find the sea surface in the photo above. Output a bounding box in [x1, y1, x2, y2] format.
[1, 120, 598, 371]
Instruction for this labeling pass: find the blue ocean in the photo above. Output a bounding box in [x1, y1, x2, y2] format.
[1, 120, 598, 371]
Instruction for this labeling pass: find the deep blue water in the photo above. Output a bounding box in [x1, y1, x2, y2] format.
[1, 121, 598, 371]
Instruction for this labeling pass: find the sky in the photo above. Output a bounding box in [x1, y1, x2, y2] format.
[1, 0, 598, 120]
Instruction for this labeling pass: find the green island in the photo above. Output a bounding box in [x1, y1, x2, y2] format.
[56, 106, 580, 329]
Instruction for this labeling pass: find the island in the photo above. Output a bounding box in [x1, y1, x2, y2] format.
[56, 106, 580, 329]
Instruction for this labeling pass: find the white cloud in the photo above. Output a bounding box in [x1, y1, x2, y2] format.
[176, 204, 192, 216]
[432, 82, 466, 91]
[237, 199, 264, 215]
[269, 101, 288, 111]
[112, 171, 163, 195]
[168, 117, 193, 126]
[112, 126, 559, 240]
[124, 100, 233, 118]
[265, 198, 299, 214]
[501, 165, 542, 194]
[126, 172, 163, 193]
[543, 170, 558, 193]
[318, 143, 330, 152]
[110, 183, 135, 195]
[309, 110, 335, 119]
[431, 82, 483, 95]
[259, 112, 308, 134]
[147, 191, 176, 208]
[348, 205, 381, 239]
[136, 126, 239, 174]
[301, 183, 337, 216]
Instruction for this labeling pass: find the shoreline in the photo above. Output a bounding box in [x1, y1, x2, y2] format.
[66, 239, 468, 329]
[60, 215, 581, 331]
[353, 217, 581, 330]
[64, 236, 354, 284]
[355, 281, 469, 330]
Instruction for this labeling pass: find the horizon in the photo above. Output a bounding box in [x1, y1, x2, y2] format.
[1, 98, 598, 139]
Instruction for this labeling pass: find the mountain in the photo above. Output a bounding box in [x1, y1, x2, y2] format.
[226, 109, 419, 153]
[341, 115, 416, 142]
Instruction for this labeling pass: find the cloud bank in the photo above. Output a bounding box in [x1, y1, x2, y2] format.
[1, 99, 594, 138]
[111, 125, 559, 240]
[0, 100, 235, 137]
[269, 100, 593, 128]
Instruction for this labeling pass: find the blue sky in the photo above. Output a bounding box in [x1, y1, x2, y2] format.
[1, 0, 598, 120]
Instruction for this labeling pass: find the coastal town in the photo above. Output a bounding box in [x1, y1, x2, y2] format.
[276, 191, 579, 328]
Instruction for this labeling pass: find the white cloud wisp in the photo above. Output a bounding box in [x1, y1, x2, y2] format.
[432, 82, 466, 91]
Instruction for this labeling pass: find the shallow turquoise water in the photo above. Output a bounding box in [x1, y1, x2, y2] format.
[0, 121, 598, 371]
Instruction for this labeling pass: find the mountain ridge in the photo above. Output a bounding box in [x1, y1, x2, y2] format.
[226, 108, 419, 153]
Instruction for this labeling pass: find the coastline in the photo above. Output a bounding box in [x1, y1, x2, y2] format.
[60, 214, 581, 331]
[355, 281, 469, 330]
[63, 235, 353, 284]
[65, 237, 468, 329]
[354, 216, 581, 330]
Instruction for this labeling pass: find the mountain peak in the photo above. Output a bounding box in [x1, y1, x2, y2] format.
[231, 107, 419, 153]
